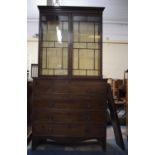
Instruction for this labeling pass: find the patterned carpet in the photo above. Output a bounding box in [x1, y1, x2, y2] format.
[27, 126, 128, 155]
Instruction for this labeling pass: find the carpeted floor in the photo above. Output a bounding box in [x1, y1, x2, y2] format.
[27, 126, 128, 155]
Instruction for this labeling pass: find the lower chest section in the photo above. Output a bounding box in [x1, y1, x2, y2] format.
[32, 79, 107, 139]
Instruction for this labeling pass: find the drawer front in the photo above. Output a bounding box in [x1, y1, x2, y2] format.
[33, 93, 105, 102]
[33, 80, 69, 94]
[33, 110, 106, 123]
[33, 123, 105, 137]
[33, 79, 107, 95]
[33, 98, 106, 110]
[32, 79, 107, 110]
[33, 123, 86, 137]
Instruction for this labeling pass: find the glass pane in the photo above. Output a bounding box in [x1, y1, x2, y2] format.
[87, 70, 99, 76]
[73, 70, 86, 75]
[79, 49, 94, 70]
[73, 16, 100, 76]
[55, 69, 67, 75]
[73, 49, 78, 69]
[95, 24, 100, 42]
[87, 43, 99, 49]
[95, 50, 99, 70]
[47, 48, 62, 69]
[62, 48, 68, 69]
[73, 16, 100, 22]
[73, 43, 87, 48]
[40, 15, 69, 76]
[42, 69, 48, 75]
[42, 48, 46, 68]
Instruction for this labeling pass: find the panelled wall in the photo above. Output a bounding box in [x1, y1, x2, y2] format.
[27, 20, 128, 80]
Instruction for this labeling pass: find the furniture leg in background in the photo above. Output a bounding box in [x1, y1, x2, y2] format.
[107, 84, 125, 150]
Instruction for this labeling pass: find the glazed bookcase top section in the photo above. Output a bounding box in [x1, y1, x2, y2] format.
[38, 6, 104, 79]
[38, 6, 105, 14]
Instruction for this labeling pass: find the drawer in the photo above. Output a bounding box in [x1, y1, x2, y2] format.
[33, 80, 107, 94]
[33, 110, 106, 123]
[33, 82, 69, 95]
[33, 123, 106, 137]
[33, 92, 105, 100]
[68, 81, 107, 94]
[33, 123, 86, 137]
[33, 95, 106, 110]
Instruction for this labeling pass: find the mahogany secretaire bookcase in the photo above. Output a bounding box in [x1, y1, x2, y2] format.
[32, 6, 111, 150]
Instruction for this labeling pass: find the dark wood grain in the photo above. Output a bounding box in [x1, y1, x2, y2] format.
[32, 79, 107, 149]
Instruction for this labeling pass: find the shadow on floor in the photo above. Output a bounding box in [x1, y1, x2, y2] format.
[27, 126, 128, 155]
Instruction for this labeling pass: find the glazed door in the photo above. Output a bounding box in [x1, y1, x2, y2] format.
[39, 14, 69, 76]
[38, 13, 102, 78]
[72, 15, 102, 77]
